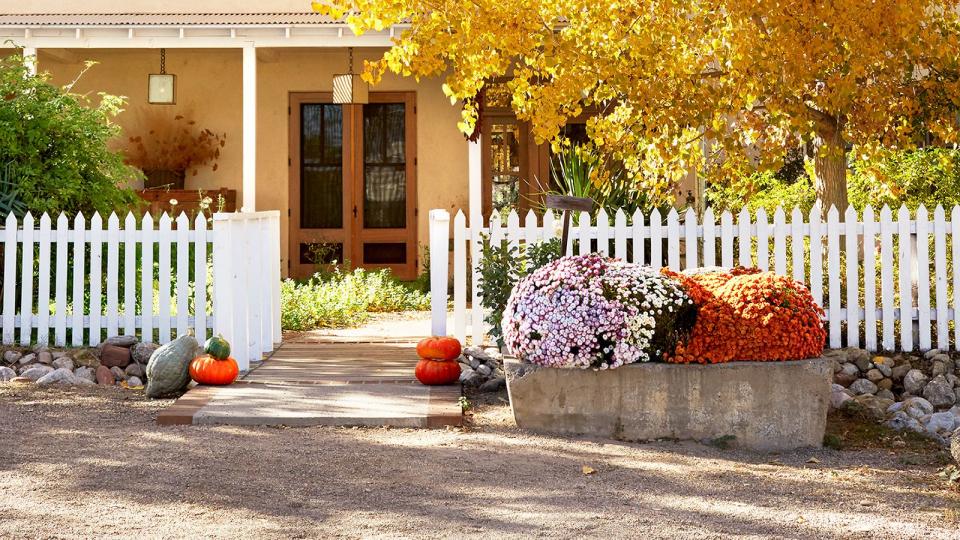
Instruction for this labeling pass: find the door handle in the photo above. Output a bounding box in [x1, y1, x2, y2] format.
[353, 205, 358, 218]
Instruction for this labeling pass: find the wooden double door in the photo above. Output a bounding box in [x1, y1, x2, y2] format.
[289, 92, 417, 279]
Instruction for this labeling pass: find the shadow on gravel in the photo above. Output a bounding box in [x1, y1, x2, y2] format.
[0, 385, 958, 538]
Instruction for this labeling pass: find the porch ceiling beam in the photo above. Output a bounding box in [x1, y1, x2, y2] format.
[0, 25, 406, 49]
[38, 48, 81, 64]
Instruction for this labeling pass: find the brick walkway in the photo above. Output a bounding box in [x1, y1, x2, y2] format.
[157, 324, 462, 427]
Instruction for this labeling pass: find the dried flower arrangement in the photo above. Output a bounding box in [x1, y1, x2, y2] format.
[124, 107, 226, 188]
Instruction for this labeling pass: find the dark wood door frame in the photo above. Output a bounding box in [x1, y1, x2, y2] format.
[288, 92, 418, 280]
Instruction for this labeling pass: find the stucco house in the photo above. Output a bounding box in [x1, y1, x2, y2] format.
[0, 2, 697, 280]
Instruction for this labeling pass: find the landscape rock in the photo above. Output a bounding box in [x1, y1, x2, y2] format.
[850, 394, 894, 420]
[830, 384, 853, 409]
[17, 353, 35, 365]
[36, 351, 53, 364]
[51, 357, 74, 371]
[73, 367, 96, 383]
[479, 377, 506, 392]
[887, 411, 924, 433]
[922, 375, 956, 409]
[847, 348, 872, 371]
[925, 412, 958, 435]
[865, 369, 884, 383]
[126, 376, 143, 387]
[903, 369, 929, 395]
[476, 364, 493, 377]
[834, 363, 859, 386]
[891, 364, 912, 381]
[125, 363, 145, 379]
[877, 378, 893, 390]
[110, 366, 126, 381]
[0, 366, 15, 381]
[95, 366, 114, 385]
[873, 356, 894, 377]
[74, 377, 94, 386]
[72, 349, 99, 368]
[19, 365, 54, 381]
[3, 350, 22, 364]
[36, 368, 78, 385]
[849, 378, 878, 395]
[100, 344, 132, 368]
[131, 342, 160, 365]
[933, 360, 949, 377]
[952, 430, 960, 466]
[902, 397, 935, 419]
[103, 335, 138, 348]
[876, 389, 896, 401]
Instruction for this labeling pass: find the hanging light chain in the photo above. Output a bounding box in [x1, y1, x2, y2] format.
[348, 47, 354, 74]
[160, 48, 166, 75]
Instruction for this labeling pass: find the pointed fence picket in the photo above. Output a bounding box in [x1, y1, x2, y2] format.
[0, 210, 280, 371]
[429, 202, 960, 352]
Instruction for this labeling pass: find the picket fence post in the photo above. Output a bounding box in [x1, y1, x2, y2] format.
[429, 209, 450, 337]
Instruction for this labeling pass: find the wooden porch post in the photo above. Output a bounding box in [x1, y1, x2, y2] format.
[468, 138, 482, 223]
[241, 44, 257, 212]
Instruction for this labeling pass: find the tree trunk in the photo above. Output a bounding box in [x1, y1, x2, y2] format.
[812, 130, 849, 214]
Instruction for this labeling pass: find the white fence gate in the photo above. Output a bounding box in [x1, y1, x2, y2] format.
[0, 210, 281, 370]
[429, 203, 960, 353]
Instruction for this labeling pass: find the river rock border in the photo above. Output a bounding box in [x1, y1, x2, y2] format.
[0, 336, 159, 389]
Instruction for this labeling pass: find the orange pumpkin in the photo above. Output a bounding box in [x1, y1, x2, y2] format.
[416, 336, 462, 361]
[189, 354, 239, 385]
[415, 358, 461, 385]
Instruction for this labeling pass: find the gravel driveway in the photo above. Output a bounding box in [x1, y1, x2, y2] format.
[0, 384, 957, 539]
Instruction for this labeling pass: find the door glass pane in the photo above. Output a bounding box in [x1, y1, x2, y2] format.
[490, 123, 521, 214]
[301, 103, 343, 229]
[363, 242, 407, 264]
[363, 103, 406, 229]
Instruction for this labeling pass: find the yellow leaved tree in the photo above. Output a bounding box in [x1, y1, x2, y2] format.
[314, 0, 960, 212]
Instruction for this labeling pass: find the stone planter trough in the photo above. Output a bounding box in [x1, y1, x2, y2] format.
[504, 356, 832, 451]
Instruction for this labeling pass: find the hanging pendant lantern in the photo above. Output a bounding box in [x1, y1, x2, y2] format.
[148, 48, 176, 104]
[333, 47, 368, 104]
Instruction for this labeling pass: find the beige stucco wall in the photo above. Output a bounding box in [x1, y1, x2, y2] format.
[37, 47, 469, 274]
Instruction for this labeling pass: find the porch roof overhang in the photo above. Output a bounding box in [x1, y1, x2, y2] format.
[0, 13, 408, 48]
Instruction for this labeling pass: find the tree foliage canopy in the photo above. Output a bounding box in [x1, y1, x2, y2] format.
[0, 52, 139, 217]
[315, 0, 960, 208]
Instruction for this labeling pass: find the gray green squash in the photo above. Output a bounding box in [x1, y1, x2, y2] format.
[145, 335, 201, 398]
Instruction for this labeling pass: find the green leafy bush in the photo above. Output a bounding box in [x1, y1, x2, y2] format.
[477, 236, 562, 346]
[0, 52, 139, 217]
[281, 267, 431, 331]
[707, 148, 960, 214]
[848, 148, 960, 211]
[705, 170, 817, 215]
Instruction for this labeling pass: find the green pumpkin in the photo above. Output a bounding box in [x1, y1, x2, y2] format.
[204, 335, 231, 360]
[145, 335, 201, 398]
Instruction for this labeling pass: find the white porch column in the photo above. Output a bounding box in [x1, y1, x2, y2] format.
[241, 45, 257, 212]
[467, 137, 482, 222]
[23, 47, 37, 76]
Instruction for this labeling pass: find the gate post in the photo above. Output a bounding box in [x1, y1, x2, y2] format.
[429, 209, 450, 336]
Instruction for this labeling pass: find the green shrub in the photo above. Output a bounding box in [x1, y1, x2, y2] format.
[705, 170, 817, 215]
[477, 236, 561, 346]
[707, 148, 960, 215]
[0, 52, 140, 217]
[848, 148, 960, 211]
[280, 267, 431, 331]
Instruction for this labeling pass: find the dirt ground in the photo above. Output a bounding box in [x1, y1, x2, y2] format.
[0, 384, 958, 539]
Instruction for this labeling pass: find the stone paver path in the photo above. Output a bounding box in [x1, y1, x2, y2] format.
[158, 319, 461, 427]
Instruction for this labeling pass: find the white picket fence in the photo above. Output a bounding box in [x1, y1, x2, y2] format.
[429, 203, 960, 353]
[0, 210, 281, 370]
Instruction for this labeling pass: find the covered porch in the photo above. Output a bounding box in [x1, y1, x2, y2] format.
[0, 13, 484, 279]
